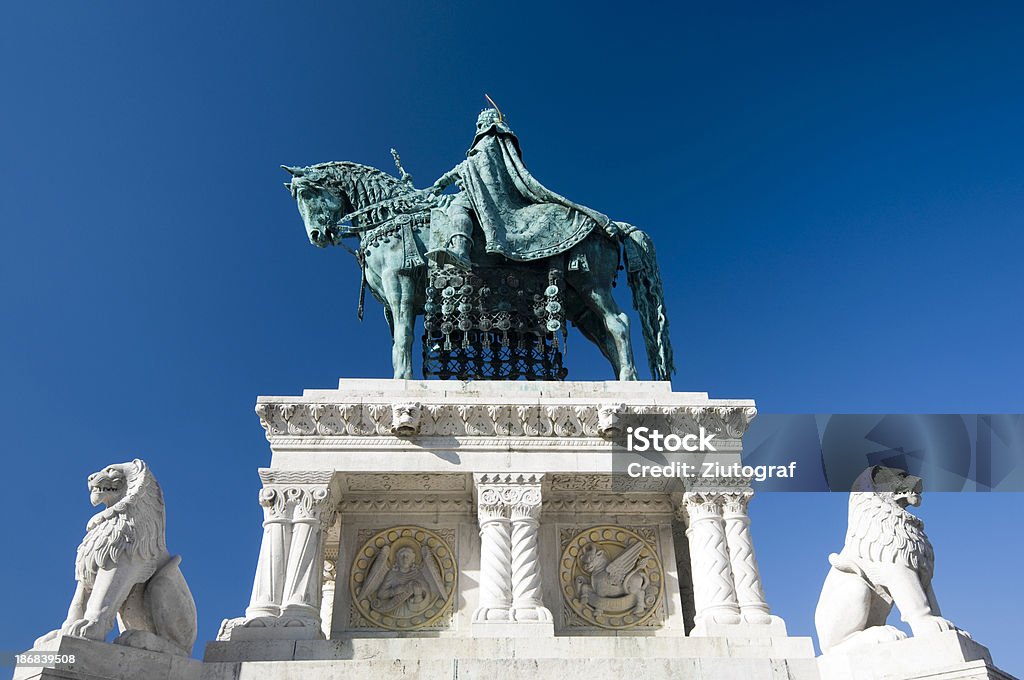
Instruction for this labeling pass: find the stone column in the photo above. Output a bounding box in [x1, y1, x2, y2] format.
[320, 557, 337, 639]
[509, 480, 552, 623]
[682, 491, 741, 632]
[473, 474, 553, 636]
[671, 514, 697, 633]
[280, 486, 337, 622]
[722, 490, 771, 623]
[231, 471, 340, 641]
[474, 485, 513, 622]
[245, 487, 291, 619]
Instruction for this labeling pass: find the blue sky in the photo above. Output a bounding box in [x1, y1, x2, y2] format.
[1, 1, 1021, 673]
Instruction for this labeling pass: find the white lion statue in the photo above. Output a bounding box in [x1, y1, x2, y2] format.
[35, 459, 197, 656]
[815, 465, 968, 654]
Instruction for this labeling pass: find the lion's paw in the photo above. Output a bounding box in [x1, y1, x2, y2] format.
[61, 618, 106, 640]
[861, 625, 908, 645]
[910, 615, 958, 637]
[829, 625, 908, 654]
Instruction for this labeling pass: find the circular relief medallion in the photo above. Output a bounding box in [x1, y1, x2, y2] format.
[560, 525, 663, 629]
[350, 526, 457, 631]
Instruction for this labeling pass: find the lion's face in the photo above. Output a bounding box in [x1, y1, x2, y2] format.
[852, 465, 923, 509]
[87, 462, 135, 507]
[581, 546, 608, 573]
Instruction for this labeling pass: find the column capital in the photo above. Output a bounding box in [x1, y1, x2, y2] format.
[721, 489, 754, 517]
[257, 469, 342, 527]
[680, 490, 727, 522]
[474, 473, 544, 521]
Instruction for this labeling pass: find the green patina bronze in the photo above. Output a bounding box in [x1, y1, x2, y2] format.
[283, 108, 674, 382]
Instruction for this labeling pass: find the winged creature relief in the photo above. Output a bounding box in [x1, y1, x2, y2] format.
[576, 540, 651, 616]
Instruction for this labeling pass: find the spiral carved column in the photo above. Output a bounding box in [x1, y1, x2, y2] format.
[509, 486, 552, 622]
[473, 473, 552, 634]
[474, 489, 513, 621]
[722, 490, 771, 623]
[683, 491, 741, 630]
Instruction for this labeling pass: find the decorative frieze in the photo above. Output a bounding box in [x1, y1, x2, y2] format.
[544, 496, 675, 514]
[338, 498, 474, 514]
[549, 473, 672, 492]
[256, 401, 757, 441]
[344, 473, 467, 492]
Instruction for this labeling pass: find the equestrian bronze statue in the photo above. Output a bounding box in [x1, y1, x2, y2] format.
[284, 107, 674, 382]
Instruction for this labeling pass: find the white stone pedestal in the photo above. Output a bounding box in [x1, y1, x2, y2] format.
[202, 379, 816, 679]
[12, 635, 202, 680]
[817, 631, 1018, 680]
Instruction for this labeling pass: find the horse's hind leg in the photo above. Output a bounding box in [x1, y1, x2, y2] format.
[566, 289, 622, 378]
[581, 284, 638, 381]
[567, 237, 638, 381]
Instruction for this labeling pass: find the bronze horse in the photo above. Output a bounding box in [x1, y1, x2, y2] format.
[284, 160, 673, 381]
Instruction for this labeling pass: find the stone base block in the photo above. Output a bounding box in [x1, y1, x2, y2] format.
[204, 657, 821, 680]
[818, 631, 1018, 680]
[12, 635, 202, 680]
[202, 635, 819, 679]
[692, 615, 789, 639]
[470, 620, 554, 638]
[220, 616, 323, 642]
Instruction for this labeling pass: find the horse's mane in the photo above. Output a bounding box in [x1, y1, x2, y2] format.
[301, 161, 409, 209]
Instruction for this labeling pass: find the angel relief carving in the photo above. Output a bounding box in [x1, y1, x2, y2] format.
[350, 527, 456, 630]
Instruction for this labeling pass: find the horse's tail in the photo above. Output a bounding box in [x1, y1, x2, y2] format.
[621, 225, 675, 380]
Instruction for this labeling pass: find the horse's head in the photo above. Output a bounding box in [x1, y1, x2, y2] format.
[282, 165, 349, 248]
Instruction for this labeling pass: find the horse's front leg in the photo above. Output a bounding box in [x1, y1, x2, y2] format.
[385, 275, 418, 380]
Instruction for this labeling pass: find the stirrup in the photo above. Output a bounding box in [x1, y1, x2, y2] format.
[425, 248, 472, 271]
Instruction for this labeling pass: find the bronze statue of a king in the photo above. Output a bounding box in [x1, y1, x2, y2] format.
[283, 105, 674, 382]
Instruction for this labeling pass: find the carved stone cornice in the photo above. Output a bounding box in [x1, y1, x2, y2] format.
[256, 402, 757, 442]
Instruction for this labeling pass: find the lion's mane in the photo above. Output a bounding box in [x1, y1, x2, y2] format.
[75, 459, 167, 585]
[844, 485, 934, 583]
